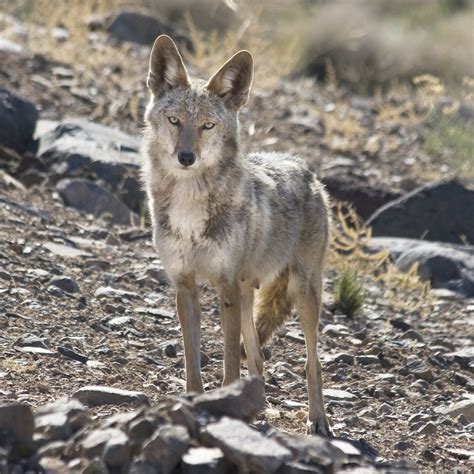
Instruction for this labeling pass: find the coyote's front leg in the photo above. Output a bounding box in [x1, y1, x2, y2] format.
[176, 279, 204, 393]
[219, 281, 242, 385]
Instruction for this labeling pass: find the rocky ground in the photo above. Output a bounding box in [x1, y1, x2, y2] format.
[1, 7, 473, 474]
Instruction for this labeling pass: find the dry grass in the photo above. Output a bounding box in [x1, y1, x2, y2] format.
[330, 205, 432, 316]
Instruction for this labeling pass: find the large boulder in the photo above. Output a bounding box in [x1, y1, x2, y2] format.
[38, 119, 145, 214]
[365, 180, 474, 245]
[323, 175, 402, 219]
[0, 88, 38, 153]
[369, 237, 474, 297]
[103, 9, 191, 49]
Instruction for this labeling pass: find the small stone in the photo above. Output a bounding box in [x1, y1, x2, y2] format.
[376, 403, 393, 415]
[193, 376, 265, 422]
[72, 386, 149, 407]
[39, 457, 69, 474]
[322, 324, 349, 337]
[356, 355, 381, 366]
[143, 424, 190, 471]
[401, 329, 424, 342]
[389, 318, 412, 332]
[406, 361, 435, 382]
[163, 341, 181, 358]
[393, 441, 413, 451]
[323, 389, 358, 402]
[94, 286, 139, 299]
[102, 430, 131, 468]
[49, 276, 79, 294]
[200, 417, 292, 473]
[325, 353, 354, 365]
[417, 422, 437, 435]
[443, 399, 474, 422]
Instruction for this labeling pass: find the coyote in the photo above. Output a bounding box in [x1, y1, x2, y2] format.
[142, 35, 332, 435]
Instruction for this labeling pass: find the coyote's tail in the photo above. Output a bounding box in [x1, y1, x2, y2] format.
[255, 267, 293, 346]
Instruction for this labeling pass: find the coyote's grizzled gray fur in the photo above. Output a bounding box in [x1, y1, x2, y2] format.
[142, 35, 332, 435]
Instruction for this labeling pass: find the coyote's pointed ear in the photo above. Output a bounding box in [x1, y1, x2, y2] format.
[147, 35, 190, 96]
[206, 51, 253, 110]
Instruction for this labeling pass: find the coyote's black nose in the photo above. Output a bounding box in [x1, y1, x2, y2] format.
[178, 151, 196, 167]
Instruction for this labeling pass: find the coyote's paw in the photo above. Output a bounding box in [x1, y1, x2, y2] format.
[307, 418, 334, 437]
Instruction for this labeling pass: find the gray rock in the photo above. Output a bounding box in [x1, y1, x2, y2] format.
[142, 424, 190, 472]
[200, 417, 292, 473]
[49, 276, 79, 294]
[80, 428, 123, 458]
[368, 237, 474, 296]
[416, 422, 437, 435]
[323, 389, 358, 401]
[405, 361, 435, 383]
[393, 441, 413, 451]
[325, 353, 354, 365]
[443, 399, 474, 422]
[181, 447, 225, 474]
[356, 355, 381, 366]
[105, 10, 168, 45]
[72, 386, 149, 407]
[102, 430, 131, 468]
[35, 398, 89, 440]
[446, 347, 474, 369]
[323, 175, 402, 219]
[376, 403, 393, 416]
[366, 180, 474, 245]
[269, 429, 346, 467]
[0, 87, 38, 153]
[38, 119, 141, 167]
[57, 179, 139, 226]
[321, 324, 349, 337]
[95, 286, 139, 299]
[193, 377, 265, 422]
[38, 119, 145, 213]
[0, 402, 34, 443]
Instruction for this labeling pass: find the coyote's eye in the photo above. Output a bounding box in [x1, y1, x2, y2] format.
[203, 122, 215, 130]
[168, 116, 179, 125]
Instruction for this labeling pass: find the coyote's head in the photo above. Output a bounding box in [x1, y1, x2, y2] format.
[144, 35, 253, 175]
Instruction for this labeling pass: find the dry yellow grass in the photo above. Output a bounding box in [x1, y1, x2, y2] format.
[329, 205, 432, 316]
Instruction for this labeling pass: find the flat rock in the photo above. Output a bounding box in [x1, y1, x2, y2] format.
[95, 286, 139, 299]
[72, 386, 149, 407]
[366, 179, 474, 245]
[443, 399, 474, 422]
[369, 237, 474, 296]
[193, 376, 265, 422]
[200, 417, 292, 473]
[270, 430, 346, 467]
[323, 389, 358, 401]
[57, 179, 139, 226]
[49, 276, 80, 294]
